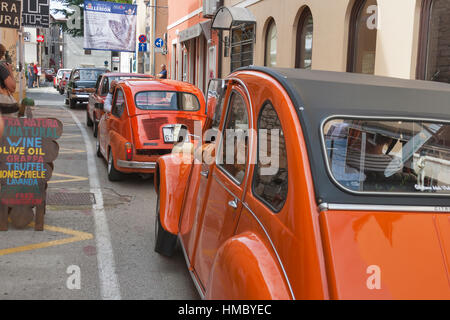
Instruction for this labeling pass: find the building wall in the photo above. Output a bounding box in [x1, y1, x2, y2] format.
[63, 34, 111, 69]
[222, 0, 422, 80]
[167, 0, 219, 93]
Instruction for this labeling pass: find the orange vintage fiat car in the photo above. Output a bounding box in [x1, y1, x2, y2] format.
[154, 66, 450, 300]
[96, 79, 207, 181]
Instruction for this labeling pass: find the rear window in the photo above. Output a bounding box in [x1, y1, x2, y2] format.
[135, 91, 200, 111]
[80, 69, 105, 81]
[323, 118, 450, 195]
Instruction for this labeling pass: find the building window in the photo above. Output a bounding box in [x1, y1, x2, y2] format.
[85, 49, 92, 55]
[417, 0, 450, 83]
[347, 0, 378, 74]
[265, 19, 277, 67]
[295, 7, 313, 69]
[230, 24, 255, 72]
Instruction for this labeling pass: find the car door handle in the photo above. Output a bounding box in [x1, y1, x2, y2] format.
[228, 199, 238, 209]
[200, 170, 209, 178]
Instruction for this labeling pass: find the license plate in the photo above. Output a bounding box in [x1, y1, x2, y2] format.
[163, 127, 175, 143]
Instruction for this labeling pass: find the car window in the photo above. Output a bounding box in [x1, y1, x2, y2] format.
[72, 70, 80, 81]
[253, 102, 288, 212]
[207, 80, 227, 130]
[111, 89, 125, 118]
[323, 118, 450, 194]
[80, 69, 105, 81]
[217, 91, 249, 184]
[135, 91, 200, 111]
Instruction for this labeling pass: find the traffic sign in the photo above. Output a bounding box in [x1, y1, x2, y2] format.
[37, 35, 45, 43]
[138, 43, 147, 52]
[139, 34, 147, 43]
[154, 38, 164, 48]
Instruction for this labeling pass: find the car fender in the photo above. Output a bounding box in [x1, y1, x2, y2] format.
[108, 131, 127, 162]
[206, 232, 292, 300]
[155, 152, 193, 235]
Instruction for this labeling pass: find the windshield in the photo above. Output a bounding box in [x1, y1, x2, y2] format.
[80, 69, 105, 81]
[135, 91, 200, 111]
[323, 118, 450, 194]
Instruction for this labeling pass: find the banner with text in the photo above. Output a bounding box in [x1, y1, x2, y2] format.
[84, 0, 137, 52]
[22, 0, 50, 28]
[0, 0, 21, 29]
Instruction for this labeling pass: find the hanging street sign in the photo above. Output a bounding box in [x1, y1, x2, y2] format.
[139, 34, 147, 43]
[154, 38, 164, 48]
[0, 0, 21, 29]
[22, 0, 50, 28]
[138, 43, 147, 52]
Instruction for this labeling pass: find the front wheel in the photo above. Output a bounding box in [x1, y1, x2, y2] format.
[93, 121, 99, 138]
[69, 99, 76, 109]
[154, 193, 177, 257]
[86, 111, 93, 127]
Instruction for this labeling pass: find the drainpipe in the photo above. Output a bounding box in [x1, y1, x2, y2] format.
[152, 0, 157, 76]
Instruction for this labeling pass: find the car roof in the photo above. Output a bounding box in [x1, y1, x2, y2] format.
[234, 66, 450, 207]
[103, 73, 153, 78]
[236, 66, 450, 121]
[120, 78, 203, 94]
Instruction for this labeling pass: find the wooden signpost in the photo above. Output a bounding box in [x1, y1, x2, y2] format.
[0, 115, 63, 231]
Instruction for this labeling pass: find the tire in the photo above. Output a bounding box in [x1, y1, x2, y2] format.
[96, 140, 102, 158]
[107, 149, 122, 181]
[69, 99, 76, 109]
[93, 121, 98, 138]
[86, 111, 93, 127]
[154, 193, 177, 257]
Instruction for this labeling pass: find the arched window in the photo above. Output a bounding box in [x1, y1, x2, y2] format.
[265, 19, 277, 67]
[295, 7, 313, 69]
[417, 0, 450, 83]
[347, 0, 378, 74]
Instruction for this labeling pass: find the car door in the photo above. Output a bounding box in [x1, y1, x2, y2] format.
[88, 75, 103, 120]
[192, 83, 252, 288]
[99, 88, 124, 157]
[107, 88, 126, 158]
[178, 79, 230, 262]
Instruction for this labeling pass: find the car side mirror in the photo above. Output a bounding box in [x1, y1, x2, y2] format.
[95, 103, 104, 110]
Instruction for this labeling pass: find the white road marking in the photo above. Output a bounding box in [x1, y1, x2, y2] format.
[65, 107, 122, 300]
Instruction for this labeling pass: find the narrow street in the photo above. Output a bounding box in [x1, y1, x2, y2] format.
[0, 85, 198, 300]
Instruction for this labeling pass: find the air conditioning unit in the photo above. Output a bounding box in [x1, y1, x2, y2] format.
[203, 0, 221, 18]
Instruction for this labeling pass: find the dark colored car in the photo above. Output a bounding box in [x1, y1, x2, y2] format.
[87, 72, 153, 137]
[65, 68, 108, 109]
[44, 68, 55, 82]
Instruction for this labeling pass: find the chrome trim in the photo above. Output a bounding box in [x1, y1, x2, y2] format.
[320, 115, 450, 197]
[242, 202, 296, 300]
[319, 202, 450, 213]
[178, 234, 205, 300]
[213, 173, 240, 201]
[215, 77, 255, 189]
[117, 160, 156, 169]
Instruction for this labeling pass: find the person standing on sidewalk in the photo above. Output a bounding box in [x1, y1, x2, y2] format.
[27, 63, 34, 88]
[33, 63, 38, 87]
[157, 64, 167, 79]
[36, 63, 41, 88]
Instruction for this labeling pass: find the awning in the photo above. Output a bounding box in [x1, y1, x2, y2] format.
[179, 20, 212, 43]
[211, 6, 256, 30]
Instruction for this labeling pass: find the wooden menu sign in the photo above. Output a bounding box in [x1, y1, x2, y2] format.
[0, 117, 63, 231]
